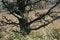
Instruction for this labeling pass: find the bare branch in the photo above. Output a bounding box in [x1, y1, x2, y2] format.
[28, 1, 60, 26]
[30, 16, 60, 30]
[0, 21, 19, 26]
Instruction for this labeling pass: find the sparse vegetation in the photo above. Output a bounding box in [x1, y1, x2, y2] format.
[0, 0, 60, 40]
[0, 27, 60, 40]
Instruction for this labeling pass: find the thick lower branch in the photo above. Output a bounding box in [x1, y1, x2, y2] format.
[30, 16, 60, 30]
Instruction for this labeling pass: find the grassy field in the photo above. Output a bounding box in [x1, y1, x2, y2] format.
[0, 9, 60, 40]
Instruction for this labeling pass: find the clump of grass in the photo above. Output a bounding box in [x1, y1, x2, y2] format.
[28, 28, 60, 40]
[0, 31, 4, 38]
[40, 28, 60, 40]
[0, 32, 3, 38]
[7, 32, 20, 40]
[50, 28, 60, 40]
[0, 26, 60, 40]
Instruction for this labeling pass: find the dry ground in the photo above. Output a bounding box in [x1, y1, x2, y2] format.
[0, 9, 60, 40]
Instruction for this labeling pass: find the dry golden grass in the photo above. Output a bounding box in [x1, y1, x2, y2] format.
[0, 9, 60, 40]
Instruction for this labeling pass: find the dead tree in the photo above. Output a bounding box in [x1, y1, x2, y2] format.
[0, 0, 60, 35]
